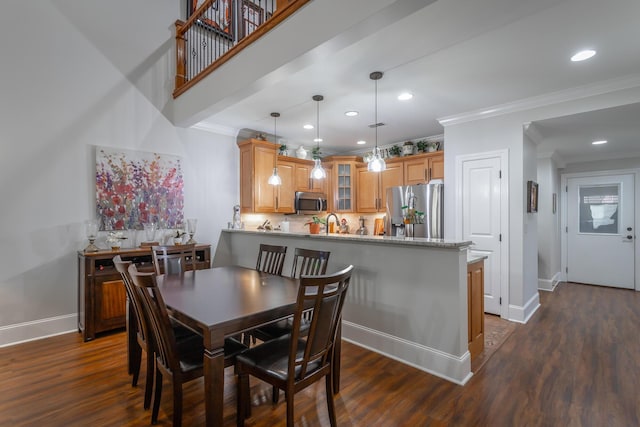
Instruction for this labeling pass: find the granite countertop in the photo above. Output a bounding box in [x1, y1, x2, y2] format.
[223, 228, 472, 249]
[467, 253, 488, 264]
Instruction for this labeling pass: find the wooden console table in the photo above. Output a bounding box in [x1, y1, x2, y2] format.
[77, 244, 211, 341]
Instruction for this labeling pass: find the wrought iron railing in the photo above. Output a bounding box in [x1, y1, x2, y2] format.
[174, 0, 310, 98]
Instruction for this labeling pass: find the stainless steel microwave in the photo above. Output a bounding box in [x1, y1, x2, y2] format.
[295, 191, 327, 215]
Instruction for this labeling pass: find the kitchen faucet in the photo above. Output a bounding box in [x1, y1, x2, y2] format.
[326, 213, 339, 234]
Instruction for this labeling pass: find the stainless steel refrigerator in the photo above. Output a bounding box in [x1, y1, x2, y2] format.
[385, 180, 444, 238]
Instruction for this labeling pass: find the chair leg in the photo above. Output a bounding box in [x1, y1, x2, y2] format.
[272, 385, 279, 404]
[143, 351, 154, 410]
[151, 369, 163, 425]
[325, 373, 337, 427]
[237, 372, 249, 427]
[172, 380, 183, 427]
[130, 340, 142, 386]
[285, 390, 294, 427]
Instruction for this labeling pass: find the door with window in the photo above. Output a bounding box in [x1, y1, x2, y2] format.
[566, 173, 635, 288]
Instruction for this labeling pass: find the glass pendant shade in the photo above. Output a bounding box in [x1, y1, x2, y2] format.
[311, 159, 327, 179]
[269, 112, 282, 186]
[268, 167, 282, 185]
[310, 95, 326, 180]
[368, 147, 386, 172]
[367, 71, 385, 173]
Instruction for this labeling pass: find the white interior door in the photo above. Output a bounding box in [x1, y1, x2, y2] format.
[461, 156, 503, 315]
[567, 174, 635, 288]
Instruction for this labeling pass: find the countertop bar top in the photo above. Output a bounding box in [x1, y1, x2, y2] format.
[467, 253, 489, 264]
[223, 228, 472, 249]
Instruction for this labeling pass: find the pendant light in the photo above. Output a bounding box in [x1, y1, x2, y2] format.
[268, 112, 282, 186]
[310, 95, 327, 180]
[368, 71, 386, 172]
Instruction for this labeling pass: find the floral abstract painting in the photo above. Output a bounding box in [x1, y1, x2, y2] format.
[96, 147, 184, 231]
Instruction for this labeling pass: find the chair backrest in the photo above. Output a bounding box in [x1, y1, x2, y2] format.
[290, 248, 331, 278]
[288, 265, 353, 384]
[128, 264, 180, 375]
[255, 244, 287, 276]
[113, 255, 150, 344]
[151, 244, 197, 276]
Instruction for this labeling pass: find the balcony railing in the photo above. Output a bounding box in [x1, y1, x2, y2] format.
[174, 0, 310, 98]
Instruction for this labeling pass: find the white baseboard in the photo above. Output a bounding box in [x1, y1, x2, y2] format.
[538, 271, 561, 291]
[507, 292, 540, 324]
[0, 314, 77, 348]
[342, 320, 472, 385]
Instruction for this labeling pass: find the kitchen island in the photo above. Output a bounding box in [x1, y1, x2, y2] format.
[215, 229, 474, 384]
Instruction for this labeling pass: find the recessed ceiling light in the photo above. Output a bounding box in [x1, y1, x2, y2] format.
[592, 140, 607, 145]
[398, 92, 413, 101]
[345, 111, 359, 117]
[314, 138, 323, 143]
[571, 49, 596, 62]
[357, 140, 366, 145]
[303, 124, 314, 130]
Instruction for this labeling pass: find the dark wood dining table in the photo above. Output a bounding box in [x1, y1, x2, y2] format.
[156, 265, 341, 427]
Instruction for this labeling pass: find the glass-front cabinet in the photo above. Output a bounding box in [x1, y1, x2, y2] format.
[325, 156, 358, 213]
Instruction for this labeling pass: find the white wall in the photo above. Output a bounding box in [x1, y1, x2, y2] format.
[536, 156, 562, 287]
[0, 1, 239, 345]
[443, 85, 640, 320]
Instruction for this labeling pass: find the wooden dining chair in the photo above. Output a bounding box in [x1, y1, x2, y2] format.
[114, 256, 199, 411]
[151, 244, 197, 276]
[236, 265, 353, 427]
[127, 264, 247, 427]
[255, 243, 287, 276]
[251, 247, 331, 343]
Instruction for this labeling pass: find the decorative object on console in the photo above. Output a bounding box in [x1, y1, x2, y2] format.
[107, 231, 128, 251]
[96, 147, 184, 231]
[84, 220, 99, 252]
[232, 204, 242, 229]
[268, 112, 282, 186]
[186, 218, 198, 244]
[142, 222, 157, 245]
[310, 95, 327, 179]
[367, 71, 386, 172]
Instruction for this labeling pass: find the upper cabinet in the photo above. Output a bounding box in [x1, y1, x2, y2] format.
[238, 139, 325, 213]
[403, 152, 444, 185]
[356, 160, 404, 213]
[238, 139, 296, 213]
[324, 156, 358, 213]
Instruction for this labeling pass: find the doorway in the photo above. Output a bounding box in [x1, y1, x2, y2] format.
[562, 171, 637, 289]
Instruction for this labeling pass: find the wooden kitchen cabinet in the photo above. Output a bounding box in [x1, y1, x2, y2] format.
[238, 139, 295, 213]
[356, 159, 403, 212]
[324, 156, 358, 213]
[403, 151, 444, 185]
[467, 258, 485, 360]
[77, 245, 211, 341]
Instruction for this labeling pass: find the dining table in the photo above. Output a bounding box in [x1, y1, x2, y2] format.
[156, 265, 342, 427]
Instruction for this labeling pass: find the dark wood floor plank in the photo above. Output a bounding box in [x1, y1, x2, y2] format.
[1, 282, 639, 426]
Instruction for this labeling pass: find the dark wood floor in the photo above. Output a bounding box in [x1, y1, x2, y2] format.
[1, 282, 639, 426]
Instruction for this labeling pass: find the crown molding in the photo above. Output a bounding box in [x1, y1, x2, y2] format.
[438, 73, 640, 127]
[191, 121, 239, 137]
[537, 150, 566, 168]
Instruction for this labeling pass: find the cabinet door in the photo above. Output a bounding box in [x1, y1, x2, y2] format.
[254, 145, 276, 212]
[334, 163, 354, 212]
[294, 164, 311, 191]
[429, 152, 444, 181]
[404, 157, 429, 185]
[276, 160, 295, 213]
[467, 261, 485, 359]
[95, 278, 127, 333]
[356, 166, 379, 212]
[380, 162, 404, 210]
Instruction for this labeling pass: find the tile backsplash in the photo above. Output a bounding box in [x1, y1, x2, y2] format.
[240, 212, 386, 235]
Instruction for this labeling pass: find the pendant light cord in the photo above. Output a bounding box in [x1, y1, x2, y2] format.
[375, 77, 378, 152]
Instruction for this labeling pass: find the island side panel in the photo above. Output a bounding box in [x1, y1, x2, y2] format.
[217, 230, 471, 384]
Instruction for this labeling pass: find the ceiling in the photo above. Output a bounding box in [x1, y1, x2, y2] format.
[193, 0, 640, 163]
